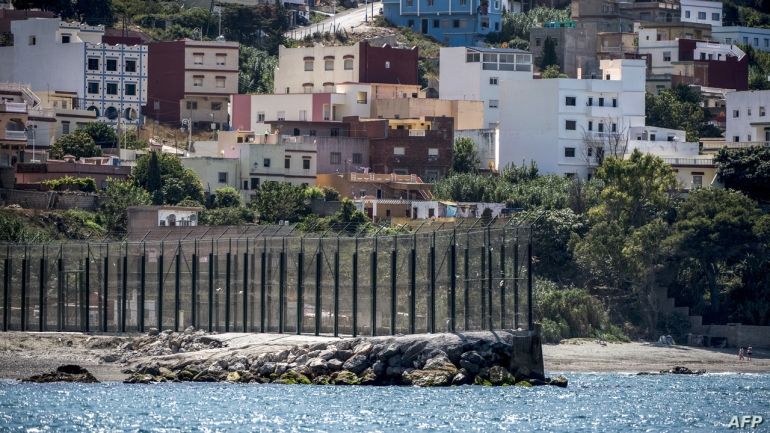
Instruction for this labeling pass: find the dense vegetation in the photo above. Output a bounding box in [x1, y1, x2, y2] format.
[645, 84, 723, 142]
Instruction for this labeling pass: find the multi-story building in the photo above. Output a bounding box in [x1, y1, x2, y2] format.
[712, 27, 770, 52]
[382, 0, 502, 46]
[143, 39, 239, 129]
[724, 90, 770, 144]
[0, 19, 147, 126]
[273, 42, 418, 95]
[638, 29, 748, 91]
[530, 22, 599, 78]
[439, 47, 532, 128]
[499, 59, 647, 178]
[30, 90, 97, 146]
[680, 0, 722, 27]
[0, 94, 28, 166]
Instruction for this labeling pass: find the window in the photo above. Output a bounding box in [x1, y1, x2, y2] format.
[692, 175, 702, 187]
[426, 171, 439, 183]
[588, 97, 593, 106]
[587, 147, 593, 157]
[428, 148, 438, 158]
[187, 101, 198, 110]
[612, 98, 617, 107]
[428, 0, 433, 5]
[344, 59, 353, 70]
[194, 77, 203, 87]
[453, 19, 460, 28]
[755, 38, 760, 46]
[565, 120, 576, 130]
[734, 136, 740, 142]
[466, 51, 480, 62]
[285, 157, 291, 169]
[685, 10, 690, 18]
[748, 134, 753, 141]
[353, 153, 362, 164]
[29, 36, 35, 45]
[125, 83, 136, 96]
[218, 172, 228, 183]
[303, 159, 310, 170]
[357, 91, 368, 104]
[211, 102, 222, 110]
[62, 122, 70, 135]
[408, 19, 415, 28]
[588, 121, 593, 131]
[535, 38, 541, 47]
[87, 82, 99, 94]
[564, 147, 576, 157]
[309, 130, 316, 136]
[712, 12, 720, 21]
[88, 58, 99, 70]
[257, 112, 265, 122]
[325, 60, 334, 70]
[565, 96, 576, 106]
[62, 34, 70, 44]
[744, 37, 749, 45]
[407, 0, 412, 5]
[216, 77, 225, 88]
[105, 59, 117, 72]
[323, 104, 330, 120]
[748, 108, 752, 116]
[612, 123, 617, 132]
[216, 54, 226, 66]
[263, 158, 271, 168]
[394, 147, 405, 156]
[125, 60, 136, 72]
[330, 152, 342, 164]
[733, 110, 740, 118]
[489, 77, 498, 85]
[598, 123, 604, 133]
[106, 83, 118, 95]
[698, 11, 706, 19]
[598, 97, 604, 107]
[194, 54, 203, 65]
[154, 101, 160, 110]
[433, 19, 439, 28]
[489, 100, 498, 108]
[761, 107, 766, 117]
[305, 61, 313, 71]
[766, 39, 770, 47]
[460, 0, 466, 5]
[481, 18, 490, 29]
[277, 111, 285, 120]
[385, 61, 390, 68]
[650, 134, 656, 141]
[726, 38, 732, 44]
[251, 178, 260, 189]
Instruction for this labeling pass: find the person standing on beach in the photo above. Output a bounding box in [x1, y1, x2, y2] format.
[747, 345, 753, 361]
[739, 347, 744, 360]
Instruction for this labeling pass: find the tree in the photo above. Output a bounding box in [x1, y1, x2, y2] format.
[714, 146, 770, 203]
[100, 178, 151, 232]
[452, 136, 480, 174]
[254, 181, 309, 223]
[592, 149, 679, 228]
[239, 46, 277, 94]
[212, 186, 243, 209]
[133, 152, 204, 205]
[540, 64, 568, 79]
[49, 130, 103, 160]
[322, 187, 340, 201]
[200, 206, 256, 226]
[580, 117, 629, 172]
[645, 85, 722, 142]
[536, 36, 558, 71]
[672, 188, 761, 315]
[75, 0, 115, 26]
[82, 122, 118, 148]
[333, 198, 369, 224]
[145, 151, 162, 195]
[265, 0, 291, 56]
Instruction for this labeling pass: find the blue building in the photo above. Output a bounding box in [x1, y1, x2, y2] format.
[382, 0, 502, 46]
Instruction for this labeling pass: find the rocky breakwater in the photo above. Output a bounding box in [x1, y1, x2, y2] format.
[123, 330, 568, 388]
[22, 365, 100, 383]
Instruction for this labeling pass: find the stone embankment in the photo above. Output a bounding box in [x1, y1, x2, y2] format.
[119, 328, 567, 388]
[22, 365, 100, 383]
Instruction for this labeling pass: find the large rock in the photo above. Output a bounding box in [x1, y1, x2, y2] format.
[279, 370, 311, 385]
[334, 371, 361, 385]
[335, 350, 353, 361]
[379, 344, 401, 360]
[359, 367, 379, 385]
[400, 341, 428, 367]
[549, 376, 568, 388]
[404, 368, 455, 387]
[342, 354, 369, 374]
[307, 358, 330, 374]
[318, 349, 337, 361]
[513, 366, 530, 382]
[372, 361, 387, 376]
[459, 360, 480, 374]
[488, 366, 514, 386]
[23, 365, 100, 384]
[259, 363, 276, 376]
[460, 351, 484, 365]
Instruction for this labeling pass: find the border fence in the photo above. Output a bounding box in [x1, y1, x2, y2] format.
[0, 218, 533, 336]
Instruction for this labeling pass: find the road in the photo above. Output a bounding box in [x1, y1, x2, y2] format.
[285, 1, 382, 40]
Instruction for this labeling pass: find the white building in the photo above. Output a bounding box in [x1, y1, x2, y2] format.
[725, 90, 770, 144]
[680, 0, 722, 27]
[638, 29, 745, 76]
[455, 128, 499, 170]
[498, 59, 646, 178]
[0, 19, 147, 126]
[439, 47, 533, 129]
[712, 27, 770, 52]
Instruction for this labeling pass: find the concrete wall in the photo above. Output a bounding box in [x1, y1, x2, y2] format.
[681, 0, 722, 27]
[455, 128, 498, 170]
[712, 26, 770, 52]
[309, 198, 342, 216]
[316, 137, 370, 174]
[725, 90, 770, 143]
[371, 98, 484, 130]
[0, 188, 98, 210]
[181, 157, 238, 193]
[530, 23, 598, 78]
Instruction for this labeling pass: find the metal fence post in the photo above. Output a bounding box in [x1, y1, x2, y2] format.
[39, 257, 45, 332]
[243, 250, 248, 333]
[103, 255, 109, 332]
[430, 235, 436, 334]
[278, 249, 285, 334]
[174, 251, 180, 332]
[390, 248, 396, 336]
[370, 248, 377, 337]
[333, 251, 339, 337]
[122, 254, 128, 333]
[225, 250, 231, 333]
[409, 245, 416, 335]
[260, 251, 266, 333]
[488, 237, 493, 331]
[315, 251, 322, 336]
[20, 257, 27, 331]
[191, 252, 197, 331]
[157, 253, 163, 331]
[464, 247, 469, 331]
[296, 250, 303, 335]
[450, 242, 456, 333]
[85, 252, 90, 333]
[208, 252, 214, 332]
[480, 246, 485, 330]
[140, 253, 145, 333]
[528, 237, 533, 331]
[3, 259, 9, 332]
[352, 245, 358, 337]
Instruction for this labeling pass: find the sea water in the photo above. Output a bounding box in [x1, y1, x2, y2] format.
[1, 373, 768, 432]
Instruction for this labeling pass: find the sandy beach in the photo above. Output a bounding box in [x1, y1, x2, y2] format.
[1, 332, 768, 382]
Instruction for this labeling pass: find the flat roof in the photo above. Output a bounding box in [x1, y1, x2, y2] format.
[464, 47, 532, 54]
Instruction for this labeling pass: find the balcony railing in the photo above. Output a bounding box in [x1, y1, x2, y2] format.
[600, 46, 622, 52]
[3, 102, 27, 113]
[28, 108, 55, 118]
[408, 130, 426, 137]
[4, 130, 27, 141]
[350, 172, 420, 183]
[702, 141, 770, 150]
[662, 157, 714, 166]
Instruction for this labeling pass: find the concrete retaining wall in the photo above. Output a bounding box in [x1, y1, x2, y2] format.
[0, 188, 98, 211]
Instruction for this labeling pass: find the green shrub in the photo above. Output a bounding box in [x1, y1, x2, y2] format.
[39, 176, 97, 192]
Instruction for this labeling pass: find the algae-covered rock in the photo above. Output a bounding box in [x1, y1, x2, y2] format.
[473, 376, 493, 386]
[488, 366, 513, 386]
[177, 370, 195, 381]
[334, 370, 361, 385]
[515, 380, 532, 387]
[226, 371, 241, 382]
[549, 375, 568, 388]
[312, 375, 331, 385]
[280, 370, 311, 385]
[238, 371, 255, 383]
[192, 371, 219, 382]
[342, 354, 369, 374]
[405, 369, 454, 387]
[358, 367, 379, 385]
[123, 373, 154, 384]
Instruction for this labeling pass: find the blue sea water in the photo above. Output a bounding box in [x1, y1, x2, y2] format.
[1, 373, 769, 432]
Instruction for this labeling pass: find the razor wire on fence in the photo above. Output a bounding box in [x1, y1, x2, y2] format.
[0, 218, 534, 336]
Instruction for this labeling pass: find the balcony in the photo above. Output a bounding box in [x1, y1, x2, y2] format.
[408, 129, 426, 137]
[350, 172, 419, 183]
[3, 102, 27, 113]
[28, 107, 55, 118]
[599, 46, 622, 53]
[702, 141, 770, 150]
[661, 157, 715, 166]
[4, 130, 28, 141]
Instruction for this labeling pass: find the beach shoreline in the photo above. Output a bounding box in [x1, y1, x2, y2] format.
[1, 332, 768, 382]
